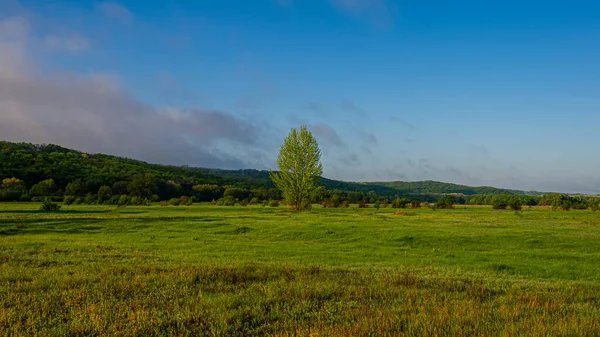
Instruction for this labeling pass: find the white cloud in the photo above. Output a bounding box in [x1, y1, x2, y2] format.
[44, 34, 90, 53]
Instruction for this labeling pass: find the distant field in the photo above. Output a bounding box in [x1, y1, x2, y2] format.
[1, 203, 599, 335]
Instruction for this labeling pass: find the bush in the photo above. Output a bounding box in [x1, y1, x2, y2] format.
[130, 196, 142, 206]
[74, 197, 84, 205]
[508, 196, 523, 211]
[380, 201, 388, 209]
[168, 198, 181, 206]
[392, 198, 410, 209]
[40, 198, 61, 212]
[262, 200, 269, 207]
[84, 193, 97, 205]
[411, 201, 421, 208]
[184, 196, 195, 206]
[374, 201, 381, 210]
[342, 200, 350, 208]
[492, 197, 508, 210]
[240, 200, 250, 207]
[117, 195, 129, 206]
[269, 200, 280, 207]
[223, 196, 236, 206]
[160, 201, 168, 207]
[436, 195, 455, 209]
[250, 197, 260, 205]
[63, 195, 76, 205]
[358, 201, 368, 208]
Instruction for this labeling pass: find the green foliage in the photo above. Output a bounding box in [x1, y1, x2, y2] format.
[65, 180, 86, 196]
[39, 198, 61, 212]
[492, 195, 509, 210]
[0, 177, 27, 201]
[168, 198, 181, 206]
[117, 195, 129, 206]
[97, 186, 112, 203]
[411, 200, 421, 208]
[374, 200, 381, 210]
[222, 196, 236, 206]
[84, 193, 96, 205]
[128, 174, 156, 200]
[269, 200, 280, 207]
[392, 197, 410, 209]
[29, 179, 57, 197]
[63, 195, 76, 205]
[192, 184, 223, 201]
[270, 126, 323, 211]
[508, 196, 523, 211]
[436, 195, 455, 209]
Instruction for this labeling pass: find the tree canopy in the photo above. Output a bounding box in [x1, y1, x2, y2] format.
[270, 126, 323, 211]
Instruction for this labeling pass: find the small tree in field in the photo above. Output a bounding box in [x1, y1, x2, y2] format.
[270, 126, 323, 211]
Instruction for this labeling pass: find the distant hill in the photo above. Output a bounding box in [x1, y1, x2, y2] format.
[0, 141, 534, 198]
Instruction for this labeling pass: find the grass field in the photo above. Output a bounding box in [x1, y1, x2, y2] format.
[1, 203, 600, 336]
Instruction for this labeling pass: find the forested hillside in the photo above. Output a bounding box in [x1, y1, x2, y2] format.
[0, 141, 543, 205]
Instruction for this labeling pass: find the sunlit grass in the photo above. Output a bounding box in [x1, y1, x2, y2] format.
[1, 204, 599, 335]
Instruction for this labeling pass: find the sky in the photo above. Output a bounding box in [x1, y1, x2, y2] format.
[0, 0, 599, 193]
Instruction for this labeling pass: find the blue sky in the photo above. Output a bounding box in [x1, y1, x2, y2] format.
[1, 0, 599, 193]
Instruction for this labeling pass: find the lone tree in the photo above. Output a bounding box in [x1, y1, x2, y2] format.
[270, 126, 323, 211]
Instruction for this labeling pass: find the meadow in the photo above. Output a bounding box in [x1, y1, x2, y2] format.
[1, 203, 599, 336]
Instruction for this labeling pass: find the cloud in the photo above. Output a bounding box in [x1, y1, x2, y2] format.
[329, 0, 394, 27]
[44, 34, 90, 53]
[310, 123, 345, 147]
[341, 100, 367, 117]
[0, 16, 265, 169]
[468, 144, 490, 158]
[96, 2, 133, 23]
[389, 115, 416, 130]
[339, 153, 361, 166]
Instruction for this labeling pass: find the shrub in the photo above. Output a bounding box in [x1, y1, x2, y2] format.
[74, 197, 84, 205]
[63, 195, 76, 205]
[327, 195, 342, 208]
[168, 198, 181, 206]
[184, 196, 195, 206]
[342, 200, 350, 208]
[240, 200, 250, 207]
[358, 201, 368, 208]
[84, 193, 97, 205]
[262, 200, 269, 207]
[130, 196, 142, 206]
[117, 195, 129, 206]
[392, 198, 410, 209]
[508, 196, 523, 211]
[374, 200, 381, 210]
[160, 201, 168, 207]
[40, 198, 61, 212]
[411, 201, 421, 208]
[380, 201, 388, 209]
[492, 196, 508, 210]
[250, 197, 260, 205]
[269, 200, 280, 207]
[223, 196, 236, 206]
[436, 195, 455, 209]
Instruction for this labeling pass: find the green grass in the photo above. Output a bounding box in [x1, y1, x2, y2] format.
[1, 203, 600, 335]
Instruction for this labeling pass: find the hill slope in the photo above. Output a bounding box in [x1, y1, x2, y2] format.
[0, 141, 529, 197]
